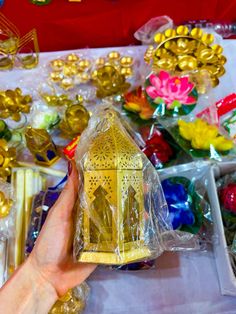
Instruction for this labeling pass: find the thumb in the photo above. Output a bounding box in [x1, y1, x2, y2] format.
[50, 161, 79, 219]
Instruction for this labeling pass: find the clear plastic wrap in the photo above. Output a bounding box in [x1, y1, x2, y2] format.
[0, 179, 14, 232]
[73, 104, 173, 265]
[134, 16, 174, 45]
[49, 282, 90, 314]
[216, 172, 236, 256]
[0, 179, 14, 286]
[25, 187, 62, 256]
[163, 116, 235, 161]
[158, 161, 213, 251]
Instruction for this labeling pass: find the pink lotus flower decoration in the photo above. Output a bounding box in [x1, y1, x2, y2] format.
[146, 71, 197, 110]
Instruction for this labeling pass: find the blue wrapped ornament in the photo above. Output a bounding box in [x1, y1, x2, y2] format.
[161, 177, 203, 234]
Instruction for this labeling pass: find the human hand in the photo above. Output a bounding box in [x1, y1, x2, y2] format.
[27, 161, 96, 298]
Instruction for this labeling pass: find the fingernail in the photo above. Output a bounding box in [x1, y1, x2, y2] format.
[68, 161, 72, 176]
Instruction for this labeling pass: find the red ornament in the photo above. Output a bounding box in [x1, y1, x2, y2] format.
[142, 130, 173, 166]
[220, 183, 236, 214]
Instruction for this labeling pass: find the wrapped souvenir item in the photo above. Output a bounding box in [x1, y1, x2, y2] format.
[122, 86, 155, 122]
[217, 172, 236, 256]
[0, 180, 14, 283]
[165, 117, 234, 160]
[74, 105, 173, 265]
[0, 234, 8, 287]
[11, 168, 45, 268]
[25, 126, 60, 166]
[145, 71, 198, 118]
[0, 88, 32, 122]
[144, 25, 226, 89]
[30, 106, 60, 131]
[139, 124, 187, 169]
[0, 179, 14, 231]
[59, 95, 90, 138]
[49, 283, 90, 314]
[134, 16, 174, 45]
[159, 161, 213, 251]
[25, 188, 61, 256]
[0, 13, 39, 70]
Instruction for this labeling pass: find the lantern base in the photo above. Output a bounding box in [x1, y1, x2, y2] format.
[34, 155, 60, 167]
[78, 246, 151, 265]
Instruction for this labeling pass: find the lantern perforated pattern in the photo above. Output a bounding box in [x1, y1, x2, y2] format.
[79, 121, 150, 264]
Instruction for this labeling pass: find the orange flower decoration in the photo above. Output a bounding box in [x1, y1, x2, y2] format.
[123, 87, 154, 120]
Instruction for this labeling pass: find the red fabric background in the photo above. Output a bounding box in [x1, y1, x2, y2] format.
[1, 0, 236, 52]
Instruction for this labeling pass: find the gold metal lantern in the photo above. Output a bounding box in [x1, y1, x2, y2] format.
[78, 111, 150, 264]
[25, 127, 60, 166]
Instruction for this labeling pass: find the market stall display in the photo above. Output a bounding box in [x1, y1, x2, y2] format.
[1, 10, 236, 312]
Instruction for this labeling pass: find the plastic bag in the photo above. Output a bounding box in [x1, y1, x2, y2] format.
[73, 104, 173, 265]
[0, 180, 14, 286]
[216, 172, 236, 255]
[134, 16, 173, 45]
[25, 187, 62, 256]
[163, 117, 235, 161]
[159, 161, 213, 251]
[49, 282, 90, 314]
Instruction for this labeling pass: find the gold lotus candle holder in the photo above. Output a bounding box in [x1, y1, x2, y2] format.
[25, 126, 60, 166]
[0, 139, 17, 180]
[59, 95, 90, 138]
[0, 13, 39, 70]
[49, 53, 92, 90]
[48, 51, 134, 94]
[0, 88, 32, 122]
[144, 25, 226, 91]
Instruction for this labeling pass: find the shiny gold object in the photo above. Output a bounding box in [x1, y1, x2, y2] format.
[49, 53, 92, 90]
[120, 56, 133, 67]
[0, 55, 14, 70]
[49, 51, 134, 93]
[108, 51, 121, 61]
[95, 57, 105, 67]
[0, 88, 32, 122]
[50, 71, 63, 82]
[41, 93, 73, 107]
[25, 127, 59, 166]
[60, 78, 74, 90]
[66, 53, 79, 63]
[145, 25, 226, 91]
[59, 96, 90, 138]
[50, 59, 65, 71]
[92, 65, 130, 98]
[78, 59, 91, 70]
[0, 139, 17, 180]
[78, 110, 150, 264]
[63, 63, 78, 76]
[17, 29, 39, 69]
[0, 190, 13, 218]
[49, 288, 86, 314]
[0, 13, 39, 70]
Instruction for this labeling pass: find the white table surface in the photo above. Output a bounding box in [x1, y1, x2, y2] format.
[1, 41, 236, 314]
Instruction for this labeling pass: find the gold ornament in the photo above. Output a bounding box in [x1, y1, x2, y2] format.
[49, 288, 86, 314]
[0, 139, 17, 180]
[92, 65, 130, 98]
[0, 190, 13, 218]
[0, 13, 39, 70]
[76, 110, 150, 264]
[25, 127, 60, 166]
[0, 88, 32, 122]
[49, 53, 92, 91]
[59, 96, 90, 138]
[144, 25, 226, 91]
[41, 93, 73, 107]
